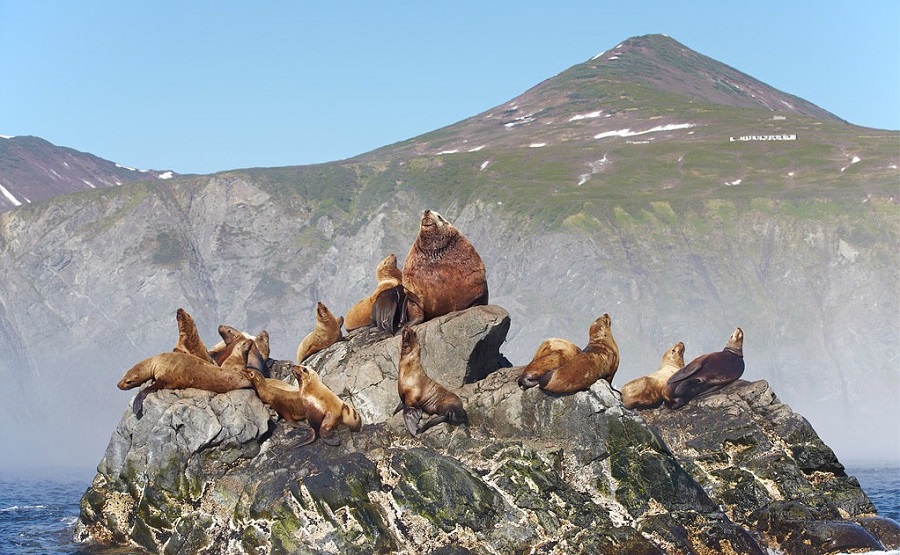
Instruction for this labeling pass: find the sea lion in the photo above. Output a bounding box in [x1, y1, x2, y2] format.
[401, 210, 488, 327]
[534, 313, 620, 394]
[241, 367, 306, 426]
[172, 308, 215, 363]
[290, 365, 362, 446]
[296, 302, 344, 362]
[209, 326, 269, 373]
[662, 328, 744, 409]
[344, 254, 403, 331]
[394, 326, 468, 437]
[117, 351, 251, 417]
[621, 342, 686, 410]
[517, 337, 582, 389]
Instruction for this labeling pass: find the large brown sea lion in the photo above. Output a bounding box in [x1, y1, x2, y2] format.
[172, 308, 215, 363]
[117, 351, 251, 417]
[662, 327, 744, 409]
[401, 210, 488, 327]
[517, 337, 582, 389]
[344, 254, 403, 331]
[290, 365, 362, 446]
[621, 342, 686, 410]
[394, 326, 468, 437]
[296, 302, 343, 362]
[241, 367, 306, 425]
[530, 313, 620, 394]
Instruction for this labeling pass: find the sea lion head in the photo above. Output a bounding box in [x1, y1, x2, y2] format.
[446, 405, 469, 426]
[400, 326, 420, 357]
[418, 210, 456, 252]
[664, 342, 686, 366]
[254, 330, 270, 360]
[725, 327, 744, 356]
[218, 324, 243, 344]
[588, 313, 613, 341]
[316, 301, 340, 325]
[291, 364, 318, 386]
[240, 366, 264, 386]
[376, 253, 401, 281]
[176, 307, 189, 324]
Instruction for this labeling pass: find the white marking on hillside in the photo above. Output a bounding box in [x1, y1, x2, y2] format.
[577, 154, 610, 186]
[0, 135, 14, 139]
[594, 123, 695, 140]
[0, 183, 22, 206]
[115, 181, 122, 185]
[480, 161, 490, 171]
[468, 145, 485, 152]
[781, 100, 794, 109]
[608, 56, 620, 60]
[83, 179, 95, 188]
[63, 162, 69, 167]
[158, 171, 174, 180]
[725, 179, 743, 186]
[569, 111, 603, 121]
[437, 149, 459, 155]
[788, 171, 796, 177]
[529, 143, 546, 148]
[116, 163, 138, 171]
[841, 155, 861, 172]
[504, 114, 535, 128]
[591, 51, 606, 60]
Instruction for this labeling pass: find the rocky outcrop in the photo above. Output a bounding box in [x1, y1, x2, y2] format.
[75, 306, 897, 554]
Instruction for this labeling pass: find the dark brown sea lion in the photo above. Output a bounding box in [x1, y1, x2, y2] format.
[517, 337, 581, 389]
[621, 342, 685, 410]
[241, 367, 306, 425]
[662, 327, 744, 409]
[344, 254, 403, 331]
[290, 365, 362, 446]
[401, 210, 488, 327]
[394, 326, 468, 436]
[172, 308, 215, 363]
[534, 313, 620, 394]
[296, 302, 343, 362]
[117, 351, 251, 417]
[373, 284, 407, 334]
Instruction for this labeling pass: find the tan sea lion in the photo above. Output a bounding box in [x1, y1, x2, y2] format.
[534, 313, 620, 394]
[208, 324, 246, 364]
[621, 342, 686, 410]
[296, 302, 343, 362]
[517, 337, 582, 389]
[241, 367, 306, 425]
[394, 326, 468, 437]
[290, 365, 362, 446]
[172, 308, 215, 363]
[344, 254, 403, 331]
[401, 210, 488, 327]
[662, 328, 744, 409]
[117, 351, 251, 417]
[209, 326, 269, 373]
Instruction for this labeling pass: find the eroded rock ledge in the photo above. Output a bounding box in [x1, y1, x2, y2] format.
[75, 306, 899, 554]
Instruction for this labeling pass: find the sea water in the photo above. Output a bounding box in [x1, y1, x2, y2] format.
[1, 466, 897, 553]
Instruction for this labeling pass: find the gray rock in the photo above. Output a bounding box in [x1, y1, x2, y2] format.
[75, 309, 895, 555]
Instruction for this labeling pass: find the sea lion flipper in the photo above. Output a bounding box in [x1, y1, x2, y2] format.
[132, 381, 162, 418]
[392, 401, 405, 416]
[402, 407, 422, 437]
[666, 358, 706, 385]
[417, 413, 449, 434]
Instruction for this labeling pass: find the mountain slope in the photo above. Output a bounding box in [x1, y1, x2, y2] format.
[0, 135, 178, 212]
[0, 34, 897, 470]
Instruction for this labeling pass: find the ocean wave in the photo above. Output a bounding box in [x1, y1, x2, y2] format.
[0, 505, 49, 512]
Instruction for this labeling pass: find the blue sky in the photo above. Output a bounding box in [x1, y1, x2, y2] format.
[2, 1, 898, 175]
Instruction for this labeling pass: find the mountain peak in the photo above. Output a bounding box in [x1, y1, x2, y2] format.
[367, 34, 842, 160]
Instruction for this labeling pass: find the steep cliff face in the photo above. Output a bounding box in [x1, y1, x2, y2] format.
[74, 306, 898, 555]
[0, 174, 895, 468]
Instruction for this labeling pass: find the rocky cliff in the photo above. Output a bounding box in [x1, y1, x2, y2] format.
[75, 306, 899, 555]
